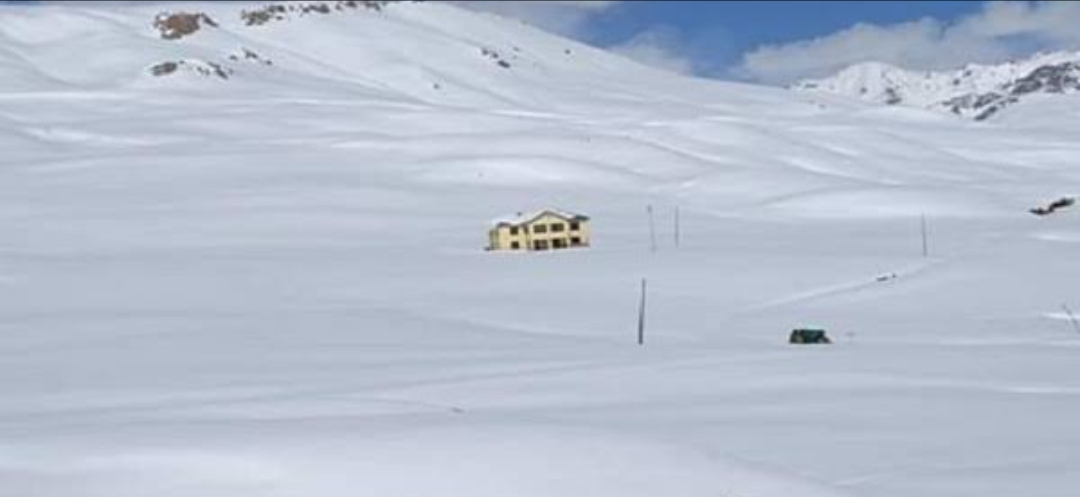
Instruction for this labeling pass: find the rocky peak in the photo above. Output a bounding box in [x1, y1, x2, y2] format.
[795, 51, 1080, 120]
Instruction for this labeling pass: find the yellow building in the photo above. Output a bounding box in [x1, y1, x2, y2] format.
[488, 210, 591, 251]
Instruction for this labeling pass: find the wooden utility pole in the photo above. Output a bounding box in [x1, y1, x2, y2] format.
[920, 214, 929, 257]
[647, 205, 657, 254]
[674, 206, 681, 249]
[637, 278, 647, 345]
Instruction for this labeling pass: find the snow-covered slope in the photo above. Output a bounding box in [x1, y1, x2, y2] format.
[2, 3, 1079, 497]
[795, 51, 1080, 120]
[0, 0, 800, 113]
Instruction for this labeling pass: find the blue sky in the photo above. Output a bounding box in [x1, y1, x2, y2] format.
[581, 1, 983, 75]
[464, 1, 1080, 83]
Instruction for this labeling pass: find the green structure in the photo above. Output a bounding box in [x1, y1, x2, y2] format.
[790, 328, 831, 344]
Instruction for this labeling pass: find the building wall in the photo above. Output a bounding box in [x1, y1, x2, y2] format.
[489, 213, 590, 251]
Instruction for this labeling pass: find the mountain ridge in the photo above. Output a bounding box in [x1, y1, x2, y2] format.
[794, 50, 1080, 120]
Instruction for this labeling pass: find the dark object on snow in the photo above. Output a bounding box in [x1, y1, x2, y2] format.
[148, 60, 231, 80]
[1030, 197, 1075, 216]
[149, 61, 179, 76]
[790, 328, 831, 344]
[154, 12, 217, 40]
[241, 1, 387, 27]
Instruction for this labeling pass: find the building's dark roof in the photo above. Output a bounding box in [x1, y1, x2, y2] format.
[492, 209, 589, 227]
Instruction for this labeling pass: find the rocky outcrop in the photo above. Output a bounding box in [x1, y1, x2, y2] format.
[1011, 62, 1080, 95]
[149, 61, 179, 76]
[154, 12, 218, 40]
[241, 1, 389, 27]
[228, 48, 274, 66]
[148, 60, 232, 80]
[942, 62, 1080, 120]
[480, 47, 512, 69]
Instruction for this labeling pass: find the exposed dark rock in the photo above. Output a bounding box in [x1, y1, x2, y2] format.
[973, 92, 1003, 108]
[480, 47, 512, 69]
[241, 4, 289, 25]
[239, 48, 273, 66]
[973, 99, 1013, 121]
[149, 61, 179, 76]
[1030, 197, 1076, 216]
[148, 60, 232, 80]
[241, 1, 388, 26]
[202, 62, 232, 79]
[884, 88, 902, 105]
[154, 12, 218, 40]
[1009, 62, 1080, 96]
[938, 62, 1080, 120]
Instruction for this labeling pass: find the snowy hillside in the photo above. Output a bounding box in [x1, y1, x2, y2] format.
[795, 51, 1080, 120]
[2, 3, 1080, 497]
[0, 0, 797, 112]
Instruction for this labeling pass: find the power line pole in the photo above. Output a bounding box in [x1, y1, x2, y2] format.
[920, 214, 929, 258]
[647, 205, 657, 254]
[674, 206, 681, 249]
[637, 278, 647, 346]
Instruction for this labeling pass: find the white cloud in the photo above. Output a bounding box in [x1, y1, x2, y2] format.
[608, 26, 694, 75]
[451, 1, 618, 38]
[738, 1, 1080, 84]
[956, 1, 1080, 41]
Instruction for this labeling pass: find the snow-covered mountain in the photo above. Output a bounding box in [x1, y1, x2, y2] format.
[0, 0, 794, 112]
[2, 3, 1079, 497]
[794, 51, 1080, 120]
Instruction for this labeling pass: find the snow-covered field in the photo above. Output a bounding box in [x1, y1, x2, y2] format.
[2, 2, 1079, 497]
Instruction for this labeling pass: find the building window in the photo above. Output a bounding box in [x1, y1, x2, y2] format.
[570, 237, 582, 246]
[510, 241, 520, 249]
[533, 224, 548, 234]
[509, 226, 519, 235]
[533, 240, 549, 251]
[553, 238, 567, 249]
[569, 221, 580, 231]
[551, 223, 565, 233]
